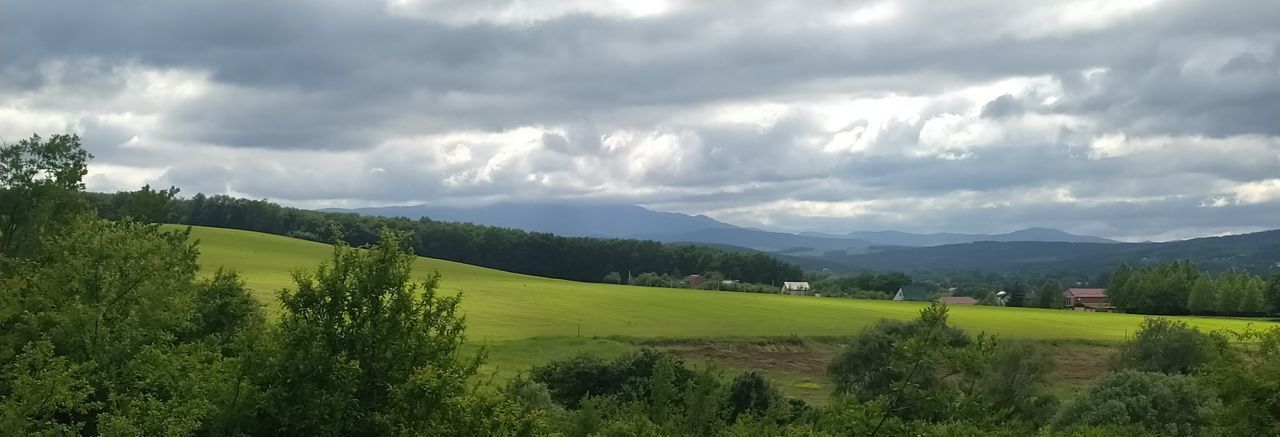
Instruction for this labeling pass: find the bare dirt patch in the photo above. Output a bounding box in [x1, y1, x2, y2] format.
[659, 340, 842, 376]
[1050, 343, 1116, 384]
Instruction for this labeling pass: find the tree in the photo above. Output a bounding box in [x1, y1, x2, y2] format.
[107, 184, 181, 223]
[1035, 281, 1065, 308]
[0, 133, 90, 260]
[1003, 282, 1027, 307]
[828, 303, 970, 422]
[602, 272, 622, 284]
[1199, 326, 1280, 435]
[727, 371, 778, 422]
[1269, 271, 1280, 316]
[978, 342, 1057, 425]
[1239, 276, 1267, 316]
[264, 229, 500, 435]
[1216, 270, 1246, 316]
[1106, 263, 1135, 311]
[0, 219, 261, 435]
[1186, 275, 1217, 315]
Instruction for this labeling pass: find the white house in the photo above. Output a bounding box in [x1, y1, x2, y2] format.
[781, 281, 811, 296]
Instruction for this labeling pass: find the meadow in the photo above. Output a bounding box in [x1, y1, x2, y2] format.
[182, 224, 1269, 343]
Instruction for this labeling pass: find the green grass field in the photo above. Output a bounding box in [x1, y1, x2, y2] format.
[181, 224, 1272, 343]
[181, 224, 1275, 402]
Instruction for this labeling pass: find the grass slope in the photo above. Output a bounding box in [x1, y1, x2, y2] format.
[181, 225, 1271, 343]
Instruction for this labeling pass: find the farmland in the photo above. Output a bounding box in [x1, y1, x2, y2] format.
[181, 224, 1270, 343]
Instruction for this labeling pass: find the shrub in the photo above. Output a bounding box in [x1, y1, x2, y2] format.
[1051, 370, 1213, 436]
[1113, 318, 1226, 375]
[531, 349, 693, 409]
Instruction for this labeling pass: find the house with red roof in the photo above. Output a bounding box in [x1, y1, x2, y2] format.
[1063, 288, 1111, 312]
[936, 296, 978, 305]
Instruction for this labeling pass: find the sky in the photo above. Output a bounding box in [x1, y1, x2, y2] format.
[2, 0, 1277, 241]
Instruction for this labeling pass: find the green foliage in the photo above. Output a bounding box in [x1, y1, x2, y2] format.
[262, 229, 491, 435]
[0, 218, 265, 435]
[1107, 260, 1271, 316]
[978, 342, 1058, 425]
[828, 304, 969, 408]
[1114, 318, 1226, 375]
[107, 191, 807, 287]
[1186, 275, 1217, 315]
[1270, 270, 1280, 316]
[1034, 281, 1066, 308]
[1199, 326, 1280, 436]
[1052, 370, 1213, 437]
[0, 340, 93, 436]
[811, 272, 912, 295]
[727, 371, 778, 422]
[683, 367, 727, 436]
[603, 271, 622, 284]
[90, 184, 181, 224]
[0, 133, 90, 261]
[531, 349, 693, 409]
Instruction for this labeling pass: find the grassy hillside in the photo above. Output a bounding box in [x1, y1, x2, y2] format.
[180, 225, 1270, 343]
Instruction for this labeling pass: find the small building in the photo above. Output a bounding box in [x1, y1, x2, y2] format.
[781, 281, 812, 296]
[936, 296, 978, 305]
[894, 284, 933, 301]
[683, 275, 709, 289]
[1064, 288, 1110, 311]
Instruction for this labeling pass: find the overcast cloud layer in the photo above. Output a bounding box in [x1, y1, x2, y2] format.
[2, 0, 1278, 241]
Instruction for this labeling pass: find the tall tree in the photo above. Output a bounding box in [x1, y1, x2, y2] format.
[1240, 276, 1268, 316]
[0, 134, 90, 260]
[1269, 271, 1280, 316]
[1217, 270, 1246, 316]
[1106, 263, 1135, 311]
[264, 229, 508, 435]
[1035, 281, 1065, 308]
[1187, 275, 1217, 315]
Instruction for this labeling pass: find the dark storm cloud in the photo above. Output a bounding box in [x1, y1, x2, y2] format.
[1, 0, 1278, 240]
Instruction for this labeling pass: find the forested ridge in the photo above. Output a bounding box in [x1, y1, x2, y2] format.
[86, 187, 804, 286]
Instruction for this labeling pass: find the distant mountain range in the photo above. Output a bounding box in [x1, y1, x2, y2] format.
[801, 228, 1116, 245]
[325, 203, 1114, 252]
[831, 229, 1280, 277]
[323, 203, 1277, 277]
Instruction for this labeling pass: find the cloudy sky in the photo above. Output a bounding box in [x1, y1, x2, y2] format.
[3, 0, 1277, 241]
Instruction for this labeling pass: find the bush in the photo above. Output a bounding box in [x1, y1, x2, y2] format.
[1051, 370, 1213, 436]
[727, 371, 779, 421]
[1113, 318, 1226, 375]
[531, 349, 693, 409]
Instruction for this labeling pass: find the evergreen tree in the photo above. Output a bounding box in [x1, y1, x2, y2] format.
[1240, 276, 1267, 316]
[1269, 271, 1280, 316]
[1216, 270, 1245, 316]
[1036, 281, 1065, 308]
[1187, 275, 1217, 315]
[1004, 282, 1028, 307]
[1107, 264, 1135, 311]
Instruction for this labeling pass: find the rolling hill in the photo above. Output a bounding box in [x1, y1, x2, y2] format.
[180, 225, 1268, 342]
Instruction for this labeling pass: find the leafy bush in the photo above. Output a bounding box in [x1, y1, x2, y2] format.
[531, 349, 693, 409]
[1113, 318, 1226, 375]
[1052, 370, 1213, 436]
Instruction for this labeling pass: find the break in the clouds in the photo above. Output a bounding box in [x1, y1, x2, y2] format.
[2, 0, 1277, 241]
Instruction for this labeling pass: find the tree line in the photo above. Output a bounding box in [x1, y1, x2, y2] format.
[1108, 260, 1279, 316]
[87, 183, 805, 287]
